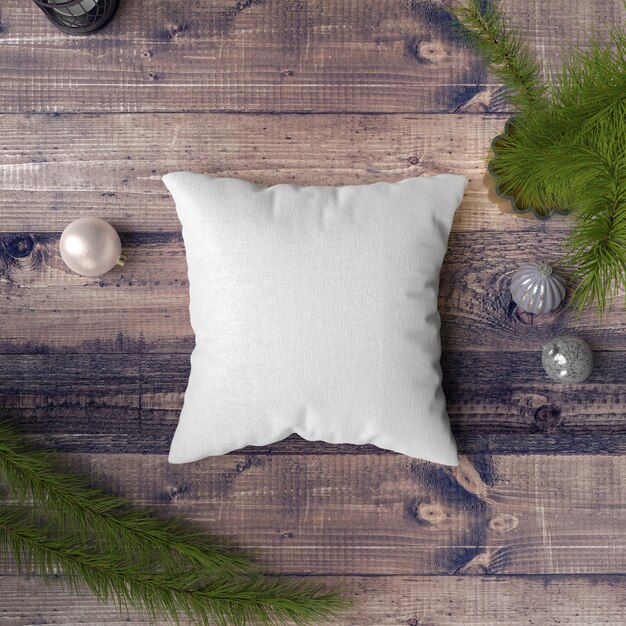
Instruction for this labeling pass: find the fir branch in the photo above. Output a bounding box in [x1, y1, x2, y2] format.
[454, 0, 546, 110]
[0, 507, 346, 626]
[0, 421, 349, 624]
[489, 88, 625, 212]
[562, 146, 626, 317]
[0, 421, 250, 577]
[458, 0, 626, 315]
[490, 27, 626, 313]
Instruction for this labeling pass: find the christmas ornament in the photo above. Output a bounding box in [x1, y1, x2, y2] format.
[542, 335, 593, 383]
[32, 0, 119, 36]
[510, 261, 566, 314]
[60, 217, 125, 277]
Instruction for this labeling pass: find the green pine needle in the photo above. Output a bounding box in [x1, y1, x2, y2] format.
[454, 0, 546, 110]
[0, 507, 346, 626]
[455, 0, 626, 316]
[562, 145, 626, 318]
[0, 421, 251, 577]
[0, 421, 349, 625]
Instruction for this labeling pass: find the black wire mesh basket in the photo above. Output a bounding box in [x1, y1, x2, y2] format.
[33, 0, 119, 35]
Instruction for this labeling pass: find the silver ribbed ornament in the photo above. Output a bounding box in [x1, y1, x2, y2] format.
[510, 261, 566, 315]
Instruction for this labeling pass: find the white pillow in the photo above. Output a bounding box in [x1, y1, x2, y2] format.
[163, 172, 467, 465]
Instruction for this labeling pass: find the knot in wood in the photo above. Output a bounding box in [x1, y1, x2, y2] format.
[236, 0, 263, 11]
[161, 481, 189, 502]
[416, 40, 447, 63]
[4, 234, 35, 259]
[488, 513, 519, 534]
[407, 155, 419, 165]
[416, 502, 445, 525]
[513, 307, 536, 325]
[533, 404, 562, 430]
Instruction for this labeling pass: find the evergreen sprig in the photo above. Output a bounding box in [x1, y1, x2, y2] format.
[0, 421, 348, 625]
[454, 0, 546, 110]
[562, 142, 626, 316]
[0, 421, 251, 576]
[0, 507, 344, 625]
[455, 0, 626, 316]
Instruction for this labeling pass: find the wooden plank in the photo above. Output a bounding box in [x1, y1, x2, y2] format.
[0, 454, 623, 576]
[0, 111, 564, 233]
[0, 0, 623, 114]
[0, 232, 194, 355]
[1, 352, 624, 455]
[441, 234, 626, 350]
[0, 574, 624, 625]
[1, 231, 624, 355]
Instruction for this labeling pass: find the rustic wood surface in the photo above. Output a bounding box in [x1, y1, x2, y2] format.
[0, 0, 625, 624]
[0, 0, 624, 114]
[2, 575, 625, 625]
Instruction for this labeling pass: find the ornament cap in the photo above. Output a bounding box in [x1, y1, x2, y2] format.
[544, 342, 559, 357]
[537, 262, 553, 277]
[116, 254, 127, 267]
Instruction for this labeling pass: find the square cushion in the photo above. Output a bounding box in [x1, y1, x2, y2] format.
[163, 172, 467, 465]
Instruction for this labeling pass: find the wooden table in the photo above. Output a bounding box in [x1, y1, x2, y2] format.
[1, 1, 625, 623]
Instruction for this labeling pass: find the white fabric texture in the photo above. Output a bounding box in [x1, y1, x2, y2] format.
[163, 172, 467, 465]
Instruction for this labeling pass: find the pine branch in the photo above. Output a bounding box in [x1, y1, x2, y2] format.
[0, 507, 347, 626]
[0, 421, 348, 624]
[458, 0, 626, 315]
[489, 84, 625, 211]
[491, 28, 626, 314]
[0, 420, 250, 577]
[562, 146, 626, 317]
[454, 0, 546, 110]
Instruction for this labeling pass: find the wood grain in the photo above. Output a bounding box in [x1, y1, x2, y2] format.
[1, 0, 623, 115]
[1, 0, 625, 622]
[1, 231, 624, 355]
[1, 112, 523, 233]
[2, 228, 624, 457]
[1, 352, 625, 455]
[0, 575, 624, 625]
[1, 453, 623, 576]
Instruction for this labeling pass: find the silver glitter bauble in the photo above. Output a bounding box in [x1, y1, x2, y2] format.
[60, 217, 125, 277]
[510, 261, 566, 315]
[542, 335, 593, 384]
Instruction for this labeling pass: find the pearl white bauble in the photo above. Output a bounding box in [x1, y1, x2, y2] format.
[60, 217, 124, 277]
